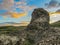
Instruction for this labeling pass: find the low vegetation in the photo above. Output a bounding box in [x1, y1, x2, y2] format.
[50, 21, 60, 27]
[0, 26, 26, 31]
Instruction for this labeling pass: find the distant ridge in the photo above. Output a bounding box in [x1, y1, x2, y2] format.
[51, 20, 60, 27]
[0, 22, 29, 26]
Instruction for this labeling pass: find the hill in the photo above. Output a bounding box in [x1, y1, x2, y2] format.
[0, 26, 26, 31]
[50, 21, 60, 27]
[0, 22, 29, 27]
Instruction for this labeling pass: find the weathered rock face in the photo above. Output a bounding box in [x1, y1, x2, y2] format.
[25, 8, 50, 45]
[26, 8, 60, 45]
[26, 8, 50, 30]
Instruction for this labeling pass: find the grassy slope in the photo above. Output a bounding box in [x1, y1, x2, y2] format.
[0, 26, 27, 34]
[0, 26, 27, 31]
[50, 21, 60, 27]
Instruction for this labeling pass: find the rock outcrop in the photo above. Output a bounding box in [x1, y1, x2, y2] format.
[26, 8, 50, 30]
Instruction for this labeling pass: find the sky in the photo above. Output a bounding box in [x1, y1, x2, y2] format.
[0, 0, 60, 23]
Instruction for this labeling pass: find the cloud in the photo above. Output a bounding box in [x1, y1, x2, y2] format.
[13, 0, 36, 12]
[0, 4, 4, 9]
[49, 9, 60, 23]
[58, 3, 60, 6]
[0, 0, 14, 17]
[3, 16, 7, 18]
[0, 0, 14, 10]
[0, 0, 36, 18]
[56, 9, 60, 12]
[45, 0, 60, 8]
[49, 12, 60, 15]
[53, 9, 60, 14]
[10, 12, 27, 18]
[19, 21, 29, 26]
[52, 9, 60, 14]
[13, 0, 37, 18]
[0, 12, 27, 18]
[50, 14, 60, 23]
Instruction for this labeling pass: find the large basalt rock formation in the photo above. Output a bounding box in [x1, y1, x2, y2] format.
[26, 8, 50, 30]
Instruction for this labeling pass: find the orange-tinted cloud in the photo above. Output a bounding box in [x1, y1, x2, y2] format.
[0, 0, 36, 18]
[49, 12, 60, 15]
[18, 21, 29, 26]
[49, 20, 55, 24]
[3, 16, 7, 18]
[49, 11, 60, 24]
[11, 12, 27, 18]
